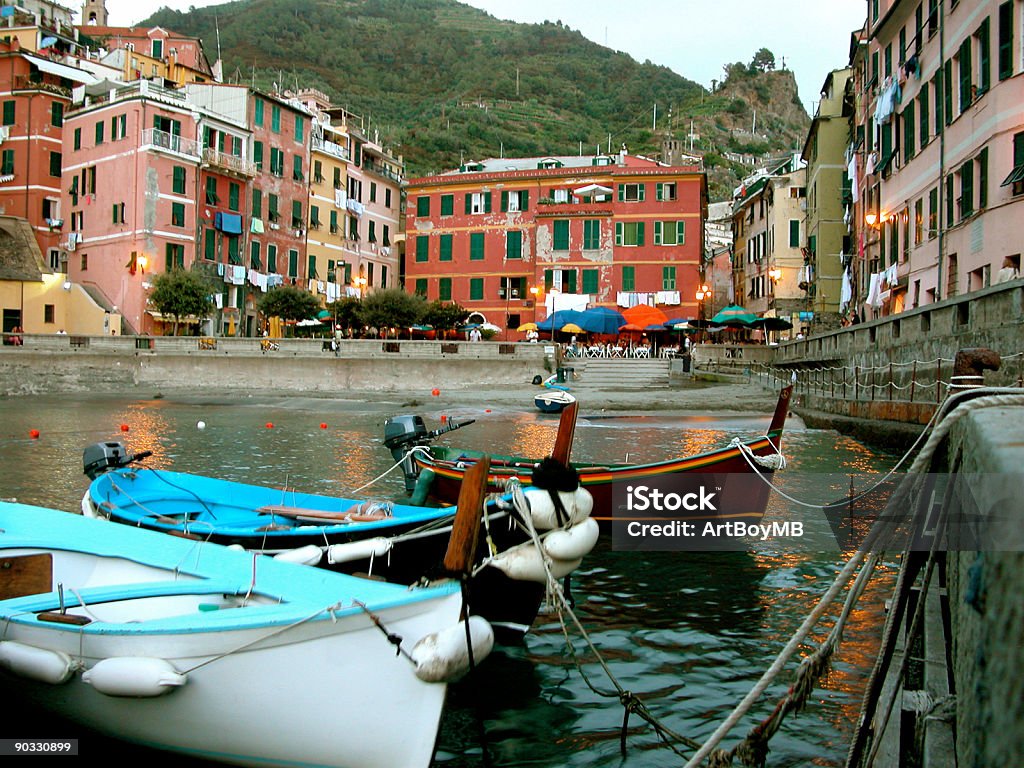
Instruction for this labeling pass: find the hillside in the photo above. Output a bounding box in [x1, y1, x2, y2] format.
[143, 0, 810, 200]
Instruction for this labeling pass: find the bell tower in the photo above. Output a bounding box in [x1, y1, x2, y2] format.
[81, 0, 108, 26]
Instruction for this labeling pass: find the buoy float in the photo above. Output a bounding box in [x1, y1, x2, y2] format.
[320, 423, 328, 429]
[120, 424, 129, 432]
[440, 414, 447, 423]
[485, 409, 491, 413]
[431, 388, 440, 397]
[488, 541, 581, 583]
[82, 657, 186, 697]
[326, 537, 392, 565]
[29, 429, 40, 439]
[543, 517, 600, 561]
[412, 616, 494, 683]
[0, 641, 76, 685]
[521, 487, 593, 530]
[273, 544, 323, 566]
[265, 422, 274, 429]
[196, 421, 206, 430]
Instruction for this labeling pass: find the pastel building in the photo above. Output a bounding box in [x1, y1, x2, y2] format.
[404, 149, 706, 336]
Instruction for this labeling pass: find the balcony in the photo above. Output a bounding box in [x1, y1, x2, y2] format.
[203, 147, 257, 178]
[534, 199, 613, 216]
[312, 136, 350, 162]
[12, 74, 71, 98]
[363, 159, 403, 184]
[141, 128, 200, 160]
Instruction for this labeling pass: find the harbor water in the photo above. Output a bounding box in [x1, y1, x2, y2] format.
[0, 391, 897, 767]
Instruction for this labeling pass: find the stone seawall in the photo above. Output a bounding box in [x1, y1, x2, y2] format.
[0, 340, 550, 397]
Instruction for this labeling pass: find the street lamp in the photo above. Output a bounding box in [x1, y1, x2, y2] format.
[695, 283, 711, 343]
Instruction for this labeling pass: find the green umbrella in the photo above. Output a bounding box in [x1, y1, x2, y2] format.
[710, 304, 758, 326]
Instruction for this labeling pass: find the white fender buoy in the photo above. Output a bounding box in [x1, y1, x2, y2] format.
[544, 517, 600, 561]
[0, 641, 76, 684]
[80, 494, 98, 518]
[82, 657, 186, 697]
[326, 537, 392, 565]
[412, 615, 494, 683]
[487, 541, 581, 583]
[273, 544, 323, 566]
[522, 487, 593, 530]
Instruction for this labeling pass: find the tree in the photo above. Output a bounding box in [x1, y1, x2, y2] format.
[358, 288, 425, 333]
[325, 296, 362, 333]
[257, 285, 320, 335]
[147, 267, 216, 336]
[751, 48, 776, 72]
[420, 300, 468, 334]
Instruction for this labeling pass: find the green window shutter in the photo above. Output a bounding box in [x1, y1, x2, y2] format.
[961, 161, 974, 218]
[417, 196, 430, 217]
[943, 59, 953, 125]
[51, 102, 63, 127]
[252, 188, 262, 218]
[439, 277, 452, 301]
[933, 71, 944, 135]
[267, 245, 277, 273]
[978, 18, 991, 93]
[470, 232, 484, 260]
[484, 192, 492, 213]
[228, 236, 240, 264]
[470, 278, 484, 300]
[582, 269, 598, 294]
[441, 194, 453, 216]
[73, 127, 81, 150]
[506, 230, 522, 259]
[414, 278, 427, 297]
[636, 222, 645, 246]
[518, 191, 527, 211]
[653, 221, 663, 245]
[564, 270, 577, 293]
[292, 200, 302, 227]
[945, 174, 955, 225]
[205, 228, 216, 260]
[229, 183, 240, 212]
[253, 141, 263, 170]
[254, 99, 264, 127]
[416, 235, 429, 262]
[553, 220, 569, 250]
[919, 88, 930, 146]
[466, 193, 473, 214]
[615, 221, 623, 246]
[95, 120, 104, 144]
[171, 202, 185, 227]
[250, 241, 261, 270]
[676, 221, 686, 245]
[584, 219, 600, 249]
[172, 166, 186, 194]
[904, 101, 916, 159]
[307, 254, 315, 279]
[638, 184, 645, 202]
[999, 2, 1014, 80]
[979, 147, 988, 208]
[662, 266, 676, 290]
[617, 184, 625, 202]
[2, 100, 15, 125]
[49, 151, 61, 178]
[288, 249, 298, 278]
[330, 210, 339, 233]
[271, 104, 280, 133]
[959, 38, 973, 112]
[500, 191, 508, 212]
[206, 176, 218, 205]
[544, 269, 553, 291]
[622, 265, 635, 291]
[440, 234, 453, 261]
[656, 182, 663, 201]
[295, 115, 304, 143]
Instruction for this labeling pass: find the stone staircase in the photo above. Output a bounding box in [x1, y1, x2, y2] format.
[565, 358, 672, 390]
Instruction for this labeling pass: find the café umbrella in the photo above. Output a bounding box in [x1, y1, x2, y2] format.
[710, 304, 758, 327]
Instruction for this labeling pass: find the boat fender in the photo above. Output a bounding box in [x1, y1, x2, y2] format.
[326, 537, 392, 565]
[346, 500, 394, 522]
[543, 517, 600, 561]
[82, 657, 186, 697]
[412, 615, 494, 683]
[0, 641, 77, 685]
[487, 541, 581, 583]
[521, 487, 593, 530]
[273, 544, 323, 566]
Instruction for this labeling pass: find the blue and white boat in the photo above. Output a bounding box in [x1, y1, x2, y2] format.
[0, 501, 490, 768]
[80, 442, 589, 638]
[535, 389, 577, 413]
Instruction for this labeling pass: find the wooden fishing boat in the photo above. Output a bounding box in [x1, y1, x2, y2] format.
[0, 500, 481, 768]
[386, 386, 794, 529]
[81, 447, 598, 638]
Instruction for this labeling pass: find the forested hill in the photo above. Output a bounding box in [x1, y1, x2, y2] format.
[144, 0, 811, 200]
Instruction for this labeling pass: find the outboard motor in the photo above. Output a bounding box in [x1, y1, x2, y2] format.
[83, 441, 152, 480]
[383, 415, 476, 494]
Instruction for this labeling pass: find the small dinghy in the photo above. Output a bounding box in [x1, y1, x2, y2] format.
[535, 389, 577, 413]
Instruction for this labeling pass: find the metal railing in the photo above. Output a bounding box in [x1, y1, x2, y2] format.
[141, 128, 201, 159]
[312, 136, 350, 161]
[202, 147, 257, 177]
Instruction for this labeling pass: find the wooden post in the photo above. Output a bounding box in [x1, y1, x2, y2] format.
[889, 362, 894, 400]
[936, 359, 942, 403]
[909, 361, 917, 402]
[843, 365, 847, 399]
[871, 365, 876, 401]
[854, 365, 859, 400]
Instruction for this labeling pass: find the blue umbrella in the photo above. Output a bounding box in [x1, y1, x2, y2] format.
[537, 309, 588, 331]
[578, 307, 627, 334]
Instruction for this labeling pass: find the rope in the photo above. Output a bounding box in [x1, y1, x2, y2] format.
[350, 445, 433, 494]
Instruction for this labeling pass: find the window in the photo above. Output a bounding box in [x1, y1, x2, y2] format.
[915, 198, 924, 245]
[94, 120, 104, 145]
[552, 188, 570, 203]
[440, 234, 453, 261]
[553, 220, 569, 251]
[998, 1, 1014, 80]
[415, 235, 429, 262]
[959, 161, 974, 219]
[251, 188, 263, 219]
[440, 194, 454, 216]
[254, 99, 264, 127]
[414, 279, 427, 297]
[288, 249, 298, 279]
[383, 224, 390, 246]
[51, 102, 63, 127]
[250, 241, 261, 270]
[622, 265, 635, 291]
[928, 186, 939, 236]
[112, 202, 125, 224]
[271, 104, 281, 133]
[919, 87, 930, 147]
[439, 277, 452, 301]
[44, 304, 55, 324]
[470, 278, 484, 300]
[1001, 132, 1024, 195]
[583, 219, 600, 250]
[615, 221, 645, 246]
[111, 113, 126, 140]
[165, 243, 184, 270]
[294, 115, 304, 143]
[978, 147, 989, 208]
[789, 219, 800, 247]
[204, 228, 216, 260]
[2, 100, 14, 126]
[292, 200, 303, 229]
[958, 38, 973, 113]
[368, 220, 376, 242]
[654, 221, 686, 245]
[943, 59, 953, 125]
[928, 0, 938, 36]
[385, 188, 392, 208]
[0, 149, 13, 176]
[369, 182, 377, 203]
[416, 196, 430, 217]
[470, 232, 485, 260]
[656, 182, 677, 201]
[468, 191, 492, 213]
[500, 191, 527, 212]
[617, 183, 645, 202]
[171, 202, 185, 227]
[662, 266, 677, 290]
[333, 166, 342, 190]
[582, 269, 599, 295]
[253, 141, 264, 171]
[977, 18, 991, 95]
[506, 230, 522, 259]
[73, 127, 81, 150]
[225, 182, 239, 212]
[267, 244, 277, 273]
[293, 155, 303, 181]
[205, 176, 218, 205]
[172, 166, 186, 195]
[268, 148, 284, 176]
[48, 151, 61, 178]
[933, 70, 944, 135]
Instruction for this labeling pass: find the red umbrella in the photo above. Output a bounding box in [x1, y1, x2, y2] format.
[621, 304, 668, 328]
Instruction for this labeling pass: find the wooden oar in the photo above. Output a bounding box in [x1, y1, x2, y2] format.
[443, 455, 490, 575]
[550, 400, 579, 465]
